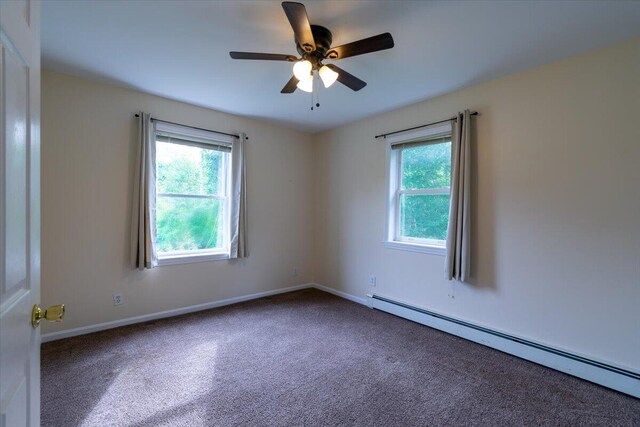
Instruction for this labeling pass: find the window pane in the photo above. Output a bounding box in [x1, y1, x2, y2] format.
[401, 141, 451, 190]
[156, 196, 223, 252]
[156, 141, 224, 195]
[400, 194, 450, 241]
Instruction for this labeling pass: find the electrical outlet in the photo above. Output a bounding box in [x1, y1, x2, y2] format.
[113, 293, 123, 306]
[368, 275, 377, 287]
[292, 267, 299, 277]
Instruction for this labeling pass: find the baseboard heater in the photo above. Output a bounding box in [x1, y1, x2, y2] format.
[369, 294, 639, 398]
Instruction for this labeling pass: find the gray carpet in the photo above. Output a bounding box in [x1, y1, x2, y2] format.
[42, 289, 639, 426]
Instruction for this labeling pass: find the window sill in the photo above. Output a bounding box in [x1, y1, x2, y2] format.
[157, 252, 229, 266]
[383, 241, 446, 256]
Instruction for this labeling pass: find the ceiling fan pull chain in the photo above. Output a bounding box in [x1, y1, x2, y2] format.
[311, 72, 319, 111]
[316, 73, 320, 109]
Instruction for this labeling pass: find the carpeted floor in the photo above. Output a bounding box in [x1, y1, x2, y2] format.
[42, 289, 639, 426]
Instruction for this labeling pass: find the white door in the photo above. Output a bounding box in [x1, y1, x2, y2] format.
[0, 1, 42, 426]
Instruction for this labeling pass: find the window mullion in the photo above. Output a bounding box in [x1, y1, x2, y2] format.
[157, 193, 224, 200]
[399, 187, 450, 196]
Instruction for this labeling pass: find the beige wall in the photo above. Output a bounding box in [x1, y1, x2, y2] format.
[313, 38, 640, 371]
[41, 70, 315, 333]
[42, 38, 640, 371]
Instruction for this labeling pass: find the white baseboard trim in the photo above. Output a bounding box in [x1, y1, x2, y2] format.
[41, 283, 368, 343]
[41, 283, 315, 343]
[370, 293, 640, 399]
[311, 283, 368, 306]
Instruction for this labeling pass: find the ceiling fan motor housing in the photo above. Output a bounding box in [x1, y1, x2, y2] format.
[297, 25, 333, 67]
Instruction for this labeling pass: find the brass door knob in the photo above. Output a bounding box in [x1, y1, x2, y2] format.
[32, 304, 65, 328]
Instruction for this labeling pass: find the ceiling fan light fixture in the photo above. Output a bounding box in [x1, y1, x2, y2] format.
[319, 65, 339, 88]
[229, 2, 395, 95]
[292, 60, 312, 81]
[296, 73, 314, 92]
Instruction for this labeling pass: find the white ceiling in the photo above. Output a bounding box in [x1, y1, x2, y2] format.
[42, 0, 640, 133]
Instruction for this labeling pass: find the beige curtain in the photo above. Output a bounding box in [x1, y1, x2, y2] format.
[131, 112, 157, 269]
[229, 132, 248, 258]
[445, 110, 472, 281]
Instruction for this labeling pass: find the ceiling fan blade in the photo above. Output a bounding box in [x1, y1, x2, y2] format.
[282, 2, 316, 53]
[230, 52, 297, 61]
[326, 33, 394, 60]
[325, 64, 367, 91]
[281, 76, 299, 93]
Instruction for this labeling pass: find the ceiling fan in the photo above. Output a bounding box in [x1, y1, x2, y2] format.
[229, 1, 394, 94]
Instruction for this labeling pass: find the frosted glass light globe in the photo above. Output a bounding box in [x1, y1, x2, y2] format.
[296, 73, 313, 93]
[319, 65, 338, 88]
[293, 60, 312, 81]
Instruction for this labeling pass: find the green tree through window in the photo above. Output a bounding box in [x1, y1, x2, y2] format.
[155, 141, 227, 253]
[398, 140, 451, 242]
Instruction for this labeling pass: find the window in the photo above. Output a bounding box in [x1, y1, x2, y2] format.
[154, 123, 232, 264]
[385, 123, 452, 255]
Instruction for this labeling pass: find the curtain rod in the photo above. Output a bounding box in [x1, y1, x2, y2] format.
[134, 114, 246, 140]
[374, 111, 479, 139]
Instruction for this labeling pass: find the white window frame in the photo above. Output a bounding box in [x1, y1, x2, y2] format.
[153, 122, 234, 266]
[383, 122, 452, 256]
